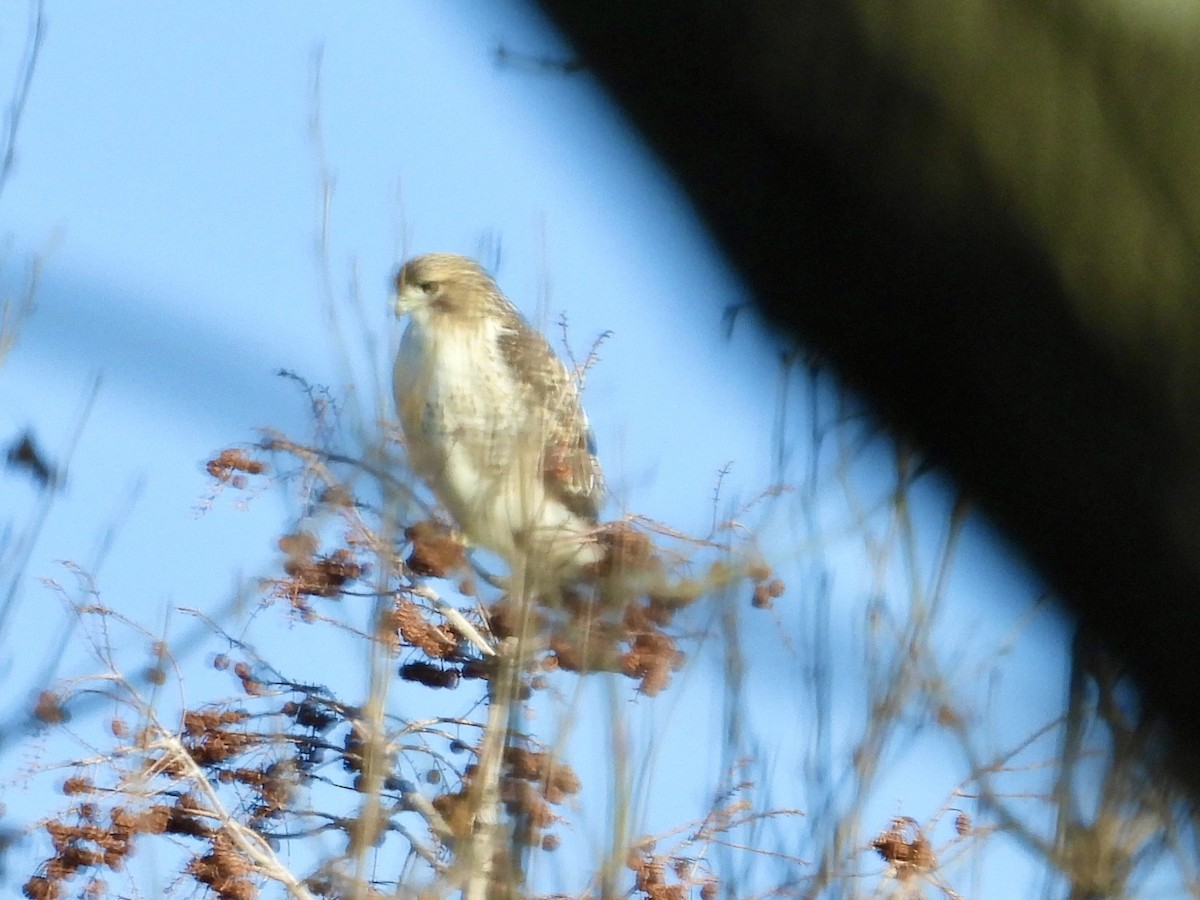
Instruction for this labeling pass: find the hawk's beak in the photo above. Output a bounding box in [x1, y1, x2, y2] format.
[393, 283, 424, 318]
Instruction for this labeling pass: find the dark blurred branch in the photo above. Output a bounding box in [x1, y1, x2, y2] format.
[536, 0, 1200, 785]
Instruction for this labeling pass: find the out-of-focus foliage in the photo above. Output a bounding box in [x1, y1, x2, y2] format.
[843, 0, 1200, 400]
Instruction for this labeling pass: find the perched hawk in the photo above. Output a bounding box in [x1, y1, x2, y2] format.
[392, 253, 604, 579]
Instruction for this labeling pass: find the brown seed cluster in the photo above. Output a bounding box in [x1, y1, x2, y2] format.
[533, 594, 687, 697]
[479, 566, 692, 696]
[27, 684, 385, 898]
[276, 532, 365, 611]
[594, 524, 660, 579]
[225, 762, 296, 821]
[502, 747, 581, 802]
[389, 598, 459, 659]
[626, 843, 718, 900]
[431, 745, 582, 849]
[499, 746, 581, 846]
[179, 709, 257, 766]
[34, 690, 68, 724]
[185, 832, 255, 900]
[404, 520, 466, 577]
[751, 577, 786, 610]
[389, 594, 489, 689]
[24, 795, 230, 900]
[206, 448, 266, 488]
[954, 810, 972, 836]
[232, 661, 266, 697]
[744, 559, 785, 609]
[872, 816, 936, 879]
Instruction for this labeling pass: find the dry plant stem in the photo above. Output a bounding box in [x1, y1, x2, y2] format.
[0, 378, 96, 650]
[793, 365, 837, 891]
[0, 236, 44, 368]
[464, 636, 517, 900]
[146, 718, 316, 900]
[0, 0, 42, 200]
[263, 432, 437, 555]
[463, 552, 540, 900]
[348, 580, 400, 898]
[403, 790, 456, 847]
[308, 53, 360, 424]
[0, 0, 42, 365]
[264, 435, 384, 541]
[811, 439, 966, 895]
[597, 675, 634, 899]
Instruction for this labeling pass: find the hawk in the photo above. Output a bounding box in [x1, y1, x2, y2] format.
[392, 253, 604, 579]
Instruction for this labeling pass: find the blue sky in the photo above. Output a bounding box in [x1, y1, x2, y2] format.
[0, 3, 1135, 897]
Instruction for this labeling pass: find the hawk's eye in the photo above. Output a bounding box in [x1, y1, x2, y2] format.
[420, 281, 438, 295]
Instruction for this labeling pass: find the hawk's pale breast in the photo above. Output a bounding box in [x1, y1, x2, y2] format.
[392, 253, 604, 576]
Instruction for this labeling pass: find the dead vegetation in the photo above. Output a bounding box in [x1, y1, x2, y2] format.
[19, 397, 799, 899]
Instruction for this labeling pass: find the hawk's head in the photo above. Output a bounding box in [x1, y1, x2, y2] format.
[394, 253, 501, 322]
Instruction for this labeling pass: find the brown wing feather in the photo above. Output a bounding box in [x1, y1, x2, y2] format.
[494, 307, 603, 522]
